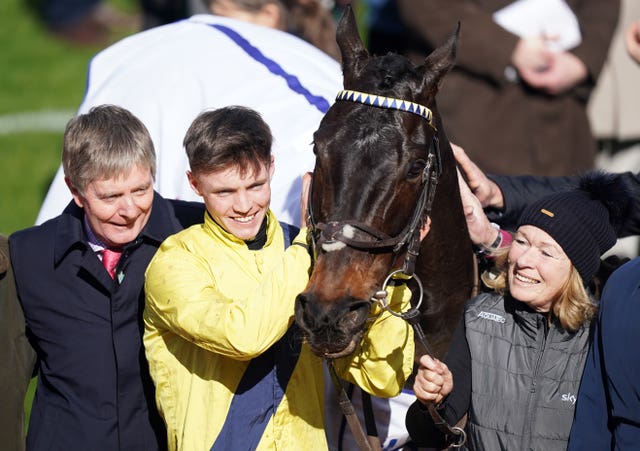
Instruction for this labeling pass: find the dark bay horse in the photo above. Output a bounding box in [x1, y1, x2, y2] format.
[294, 8, 475, 365]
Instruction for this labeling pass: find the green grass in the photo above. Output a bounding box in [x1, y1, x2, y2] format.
[0, 2, 91, 113]
[0, 133, 63, 233]
[24, 379, 37, 427]
[0, 0, 136, 235]
[0, 27, 83, 232]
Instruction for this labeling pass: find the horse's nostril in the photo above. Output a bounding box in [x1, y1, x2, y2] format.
[295, 293, 307, 310]
[294, 293, 316, 330]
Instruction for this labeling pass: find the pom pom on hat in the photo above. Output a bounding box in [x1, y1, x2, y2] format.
[517, 171, 633, 285]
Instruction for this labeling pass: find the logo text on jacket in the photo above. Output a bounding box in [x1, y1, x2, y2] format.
[478, 311, 506, 323]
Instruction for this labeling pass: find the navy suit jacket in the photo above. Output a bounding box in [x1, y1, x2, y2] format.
[10, 193, 202, 451]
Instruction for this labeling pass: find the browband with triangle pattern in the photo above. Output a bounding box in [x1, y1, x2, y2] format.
[335, 89, 436, 130]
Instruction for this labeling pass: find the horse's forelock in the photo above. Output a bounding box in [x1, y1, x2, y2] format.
[354, 54, 423, 98]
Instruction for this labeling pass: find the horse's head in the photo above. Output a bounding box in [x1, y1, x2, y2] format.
[294, 7, 460, 358]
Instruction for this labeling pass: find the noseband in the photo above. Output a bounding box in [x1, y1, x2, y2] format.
[308, 89, 442, 277]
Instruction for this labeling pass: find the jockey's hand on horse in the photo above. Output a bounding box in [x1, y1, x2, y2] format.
[451, 143, 504, 210]
[457, 168, 500, 250]
[414, 354, 453, 406]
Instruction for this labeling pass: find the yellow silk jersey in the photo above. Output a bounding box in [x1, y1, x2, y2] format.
[144, 211, 414, 450]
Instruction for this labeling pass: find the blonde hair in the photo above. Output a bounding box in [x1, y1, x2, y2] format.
[481, 248, 597, 332]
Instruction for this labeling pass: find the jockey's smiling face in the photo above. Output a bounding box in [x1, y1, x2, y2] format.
[188, 159, 274, 241]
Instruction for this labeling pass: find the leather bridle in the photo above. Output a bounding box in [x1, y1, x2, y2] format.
[310, 89, 467, 450]
[308, 91, 442, 277]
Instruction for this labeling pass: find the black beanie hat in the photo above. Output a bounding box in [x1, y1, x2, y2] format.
[517, 172, 633, 285]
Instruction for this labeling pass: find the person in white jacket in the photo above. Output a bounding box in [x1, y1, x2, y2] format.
[36, 0, 342, 226]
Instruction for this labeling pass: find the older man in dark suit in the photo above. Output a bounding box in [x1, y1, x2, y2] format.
[10, 105, 202, 451]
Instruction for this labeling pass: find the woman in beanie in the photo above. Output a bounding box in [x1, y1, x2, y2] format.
[405, 172, 633, 451]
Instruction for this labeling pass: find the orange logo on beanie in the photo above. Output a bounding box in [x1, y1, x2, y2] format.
[540, 208, 555, 218]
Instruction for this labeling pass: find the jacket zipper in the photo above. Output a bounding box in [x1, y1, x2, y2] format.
[521, 316, 550, 450]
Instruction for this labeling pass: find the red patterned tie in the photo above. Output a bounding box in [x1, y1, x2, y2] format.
[101, 248, 122, 279]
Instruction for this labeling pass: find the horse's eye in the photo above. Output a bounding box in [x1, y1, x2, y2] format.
[407, 159, 427, 179]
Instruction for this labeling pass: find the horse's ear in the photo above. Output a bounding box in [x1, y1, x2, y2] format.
[336, 5, 369, 84]
[419, 22, 459, 98]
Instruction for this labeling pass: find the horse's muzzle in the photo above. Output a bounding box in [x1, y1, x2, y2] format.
[294, 292, 370, 358]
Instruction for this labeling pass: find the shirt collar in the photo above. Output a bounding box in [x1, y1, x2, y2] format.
[83, 216, 109, 253]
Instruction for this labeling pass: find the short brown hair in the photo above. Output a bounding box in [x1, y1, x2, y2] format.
[62, 105, 156, 193]
[184, 106, 273, 177]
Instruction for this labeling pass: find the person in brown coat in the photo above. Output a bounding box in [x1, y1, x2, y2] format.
[392, 0, 619, 177]
[0, 234, 36, 451]
[589, 1, 640, 258]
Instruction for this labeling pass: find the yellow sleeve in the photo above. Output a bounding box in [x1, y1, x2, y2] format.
[144, 228, 311, 360]
[334, 284, 415, 397]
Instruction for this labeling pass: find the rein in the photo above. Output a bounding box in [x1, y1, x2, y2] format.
[312, 90, 466, 450]
[372, 273, 467, 448]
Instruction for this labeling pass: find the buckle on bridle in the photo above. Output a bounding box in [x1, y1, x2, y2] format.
[370, 269, 424, 319]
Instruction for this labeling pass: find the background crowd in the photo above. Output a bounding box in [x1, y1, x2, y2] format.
[2, 0, 640, 450]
